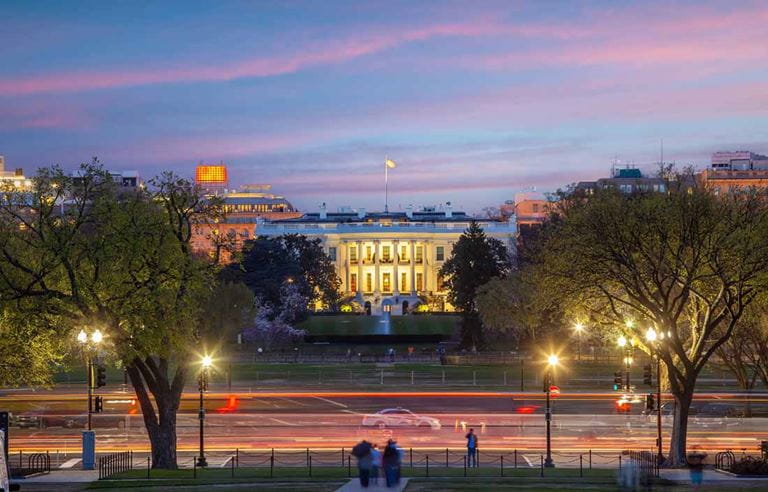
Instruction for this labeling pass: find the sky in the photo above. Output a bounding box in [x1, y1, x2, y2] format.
[1, 0, 768, 213]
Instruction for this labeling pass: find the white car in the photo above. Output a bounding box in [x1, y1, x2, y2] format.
[362, 408, 441, 430]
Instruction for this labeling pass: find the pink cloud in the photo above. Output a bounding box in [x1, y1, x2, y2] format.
[0, 19, 511, 96]
[0, 103, 94, 130]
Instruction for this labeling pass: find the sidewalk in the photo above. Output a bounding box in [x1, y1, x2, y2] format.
[660, 468, 768, 484]
[336, 477, 409, 492]
[13, 469, 99, 483]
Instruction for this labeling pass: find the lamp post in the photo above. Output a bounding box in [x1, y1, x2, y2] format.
[573, 323, 584, 361]
[645, 328, 664, 464]
[197, 355, 212, 468]
[544, 354, 558, 468]
[76, 329, 103, 431]
[617, 335, 633, 392]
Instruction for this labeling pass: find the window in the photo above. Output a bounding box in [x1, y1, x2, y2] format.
[382, 273, 391, 292]
[382, 245, 391, 261]
[328, 247, 337, 261]
[365, 273, 373, 292]
[532, 203, 539, 213]
[400, 245, 408, 260]
[366, 245, 373, 261]
[436, 246, 445, 261]
[415, 246, 423, 262]
[416, 273, 423, 291]
[349, 246, 357, 262]
[437, 274, 447, 291]
[401, 272, 408, 292]
[350, 273, 357, 292]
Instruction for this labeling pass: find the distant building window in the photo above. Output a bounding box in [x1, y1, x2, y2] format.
[366, 245, 373, 261]
[532, 203, 539, 213]
[436, 246, 445, 261]
[382, 273, 391, 292]
[400, 244, 408, 260]
[328, 247, 337, 261]
[382, 245, 391, 261]
[349, 246, 357, 262]
[416, 273, 423, 291]
[401, 272, 408, 292]
[437, 274, 447, 291]
[350, 273, 357, 292]
[415, 246, 423, 262]
[620, 184, 632, 193]
[366, 273, 373, 292]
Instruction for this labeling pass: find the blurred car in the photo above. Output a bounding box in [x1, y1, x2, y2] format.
[615, 393, 642, 413]
[362, 408, 441, 429]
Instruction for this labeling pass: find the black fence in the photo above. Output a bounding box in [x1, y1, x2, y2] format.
[98, 451, 133, 479]
[715, 450, 736, 470]
[624, 450, 659, 484]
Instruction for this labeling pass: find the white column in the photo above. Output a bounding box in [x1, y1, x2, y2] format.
[410, 240, 416, 295]
[374, 240, 381, 294]
[393, 239, 400, 296]
[356, 240, 363, 295]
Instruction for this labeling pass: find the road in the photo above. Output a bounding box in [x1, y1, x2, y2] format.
[3, 390, 767, 458]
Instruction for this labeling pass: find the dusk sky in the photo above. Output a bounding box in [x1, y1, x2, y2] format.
[2, 0, 768, 212]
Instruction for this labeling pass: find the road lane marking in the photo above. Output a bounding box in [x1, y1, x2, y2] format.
[59, 458, 81, 469]
[522, 455, 533, 467]
[269, 418, 298, 426]
[313, 396, 348, 408]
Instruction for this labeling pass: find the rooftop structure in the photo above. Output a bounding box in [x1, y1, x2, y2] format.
[195, 162, 228, 194]
[711, 151, 768, 171]
[0, 155, 33, 191]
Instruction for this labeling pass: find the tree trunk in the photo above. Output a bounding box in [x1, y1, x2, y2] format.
[126, 356, 186, 469]
[666, 388, 693, 467]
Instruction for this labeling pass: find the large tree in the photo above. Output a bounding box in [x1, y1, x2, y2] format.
[534, 184, 768, 466]
[439, 221, 512, 348]
[0, 163, 220, 468]
[225, 234, 340, 314]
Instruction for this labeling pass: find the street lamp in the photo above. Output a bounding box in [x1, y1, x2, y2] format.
[544, 354, 558, 468]
[197, 355, 212, 467]
[645, 328, 664, 464]
[77, 329, 103, 431]
[573, 323, 584, 361]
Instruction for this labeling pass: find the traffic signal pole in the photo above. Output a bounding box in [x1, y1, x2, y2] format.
[87, 357, 93, 431]
[656, 354, 663, 464]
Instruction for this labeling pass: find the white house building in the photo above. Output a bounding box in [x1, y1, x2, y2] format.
[256, 204, 517, 315]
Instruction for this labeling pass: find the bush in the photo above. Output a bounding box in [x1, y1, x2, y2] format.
[730, 457, 768, 475]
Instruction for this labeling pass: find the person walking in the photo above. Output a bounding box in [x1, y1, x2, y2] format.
[383, 439, 401, 487]
[687, 446, 707, 492]
[466, 428, 478, 467]
[352, 440, 373, 488]
[370, 444, 382, 485]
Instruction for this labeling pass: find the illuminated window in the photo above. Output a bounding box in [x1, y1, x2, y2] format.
[400, 272, 407, 292]
[415, 246, 423, 262]
[416, 273, 423, 291]
[365, 246, 372, 261]
[382, 246, 391, 261]
[365, 273, 373, 292]
[436, 246, 444, 261]
[350, 273, 357, 292]
[382, 273, 391, 292]
[349, 246, 357, 262]
[400, 245, 407, 260]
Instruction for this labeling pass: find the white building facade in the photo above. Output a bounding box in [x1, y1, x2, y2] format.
[257, 206, 517, 315]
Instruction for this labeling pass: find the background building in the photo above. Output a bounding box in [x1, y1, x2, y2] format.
[0, 155, 33, 191]
[257, 204, 517, 315]
[576, 167, 667, 194]
[699, 151, 768, 193]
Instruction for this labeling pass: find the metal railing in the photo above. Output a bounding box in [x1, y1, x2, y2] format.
[9, 452, 50, 478]
[98, 451, 133, 479]
[715, 450, 735, 470]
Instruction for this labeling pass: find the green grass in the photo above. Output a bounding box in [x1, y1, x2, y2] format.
[298, 315, 459, 336]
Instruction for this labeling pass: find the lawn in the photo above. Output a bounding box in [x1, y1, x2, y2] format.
[298, 315, 459, 336]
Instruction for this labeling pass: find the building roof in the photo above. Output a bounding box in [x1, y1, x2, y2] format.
[269, 210, 471, 224]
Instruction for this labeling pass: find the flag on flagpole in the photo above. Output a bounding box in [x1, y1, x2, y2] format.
[385, 158, 397, 169]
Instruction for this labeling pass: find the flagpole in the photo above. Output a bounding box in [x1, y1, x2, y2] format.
[384, 156, 389, 213]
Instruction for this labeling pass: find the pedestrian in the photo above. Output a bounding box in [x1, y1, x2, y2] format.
[383, 439, 401, 487]
[466, 428, 478, 467]
[352, 440, 373, 488]
[370, 444, 382, 485]
[687, 446, 707, 492]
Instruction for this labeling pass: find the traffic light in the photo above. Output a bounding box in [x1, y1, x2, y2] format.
[645, 393, 655, 412]
[643, 364, 653, 386]
[613, 371, 623, 391]
[96, 365, 107, 388]
[94, 395, 104, 413]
